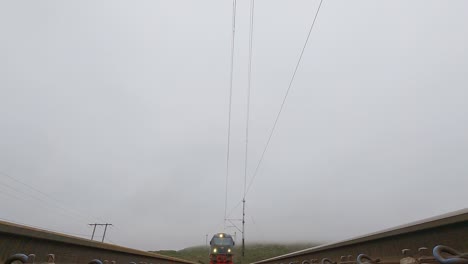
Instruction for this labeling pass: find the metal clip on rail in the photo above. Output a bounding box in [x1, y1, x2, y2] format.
[46, 254, 55, 264]
[340, 255, 355, 264]
[357, 254, 380, 264]
[401, 249, 418, 264]
[418, 247, 436, 264]
[89, 259, 104, 264]
[5, 254, 35, 264]
[321, 258, 336, 264]
[433, 245, 468, 264]
[5, 254, 28, 264]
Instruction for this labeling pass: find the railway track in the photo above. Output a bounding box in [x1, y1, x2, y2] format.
[252, 209, 467, 264]
[0, 209, 466, 264]
[0, 220, 195, 264]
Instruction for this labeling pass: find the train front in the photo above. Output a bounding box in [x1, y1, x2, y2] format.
[209, 233, 235, 264]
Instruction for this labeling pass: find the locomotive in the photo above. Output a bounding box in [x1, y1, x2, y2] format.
[209, 233, 235, 264]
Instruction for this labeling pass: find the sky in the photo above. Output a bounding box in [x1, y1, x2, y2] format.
[1, 0, 467, 251]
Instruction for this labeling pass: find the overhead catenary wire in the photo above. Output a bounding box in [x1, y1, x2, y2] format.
[226, 199, 243, 219]
[245, 0, 325, 196]
[243, 0, 255, 199]
[0, 216, 90, 239]
[224, 0, 237, 228]
[0, 171, 105, 225]
[222, 3, 255, 257]
[0, 171, 122, 243]
[238, 0, 255, 258]
[0, 178, 92, 226]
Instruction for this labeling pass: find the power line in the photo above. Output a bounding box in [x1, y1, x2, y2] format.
[224, 0, 237, 228]
[0, 171, 105, 224]
[226, 199, 243, 219]
[244, 0, 255, 199]
[0, 171, 117, 242]
[0, 178, 91, 226]
[240, 0, 255, 259]
[0, 217, 90, 238]
[245, 0, 325, 196]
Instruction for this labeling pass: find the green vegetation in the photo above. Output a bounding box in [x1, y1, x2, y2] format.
[151, 243, 320, 264]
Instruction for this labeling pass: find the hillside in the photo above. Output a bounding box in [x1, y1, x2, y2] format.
[152, 243, 320, 264]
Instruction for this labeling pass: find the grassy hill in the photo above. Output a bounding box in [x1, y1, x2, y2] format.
[152, 243, 320, 264]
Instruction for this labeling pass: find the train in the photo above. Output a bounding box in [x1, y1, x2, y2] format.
[209, 233, 235, 264]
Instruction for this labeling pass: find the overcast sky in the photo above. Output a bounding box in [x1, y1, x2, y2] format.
[1, 0, 467, 251]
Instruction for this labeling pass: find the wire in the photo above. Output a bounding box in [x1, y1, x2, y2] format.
[0, 217, 90, 238]
[0, 171, 117, 241]
[0, 179, 90, 225]
[243, 0, 255, 199]
[245, 0, 325, 196]
[224, 0, 237, 228]
[226, 199, 243, 219]
[0, 171, 102, 224]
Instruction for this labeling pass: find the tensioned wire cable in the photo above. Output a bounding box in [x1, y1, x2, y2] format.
[243, 0, 255, 200]
[0, 217, 90, 238]
[0, 171, 106, 225]
[245, 0, 325, 196]
[0, 174, 94, 225]
[0, 171, 126, 241]
[225, 0, 255, 230]
[224, 0, 255, 235]
[224, 0, 237, 228]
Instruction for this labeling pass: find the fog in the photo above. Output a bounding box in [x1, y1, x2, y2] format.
[0, 1, 467, 250]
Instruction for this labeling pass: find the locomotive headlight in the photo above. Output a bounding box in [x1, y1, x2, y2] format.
[228, 248, 231, 253]
[219, 234, 223, 238]
[213, 248, 217, 253]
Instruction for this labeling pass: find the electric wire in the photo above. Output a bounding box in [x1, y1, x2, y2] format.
[0, 171, 103, 224]
[226, 199, 243, 219]
[0, 171, 117, 241]
[0, 217, 90, 239]
[240, 2, 255, 257]
[225, 1, 254, 236]
[245, 0, 325, 196]
[243, 0, 255, 199]
[224, 0, 237, 228]
[0, 179, 91, 225]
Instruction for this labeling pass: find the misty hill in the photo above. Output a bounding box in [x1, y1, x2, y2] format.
[151, 243, 320, 264]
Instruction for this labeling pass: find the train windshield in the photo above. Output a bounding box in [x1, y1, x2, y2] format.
[212, 237, 234, 246]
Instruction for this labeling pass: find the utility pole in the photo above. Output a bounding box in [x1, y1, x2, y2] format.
[89, 224, 97, 240]
[225, 200, 246, 258]
[242, 199, 245, 257]
[102, 223, 112, 242]
[88, 223, 112, 242]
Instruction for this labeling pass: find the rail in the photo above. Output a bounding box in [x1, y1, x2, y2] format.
[252, 209, 467, 264]
[0, 220, 196, 264]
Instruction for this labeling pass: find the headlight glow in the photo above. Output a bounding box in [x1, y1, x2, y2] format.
[228, 248, 231, 253]
[213, 248, 217, 253]
[219, 234, 223, 238]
